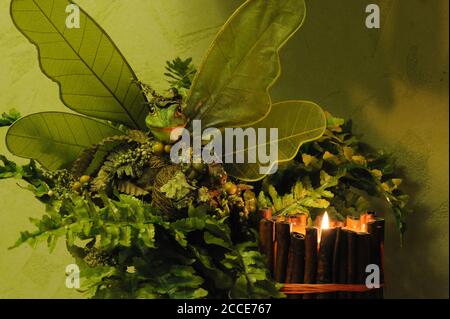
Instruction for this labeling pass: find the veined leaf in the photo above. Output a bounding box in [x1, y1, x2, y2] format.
[6, 112, 124, 170]
[225, 101, 326, 181]
[186, 0, 306, 129]
[11, 0, 147, 129]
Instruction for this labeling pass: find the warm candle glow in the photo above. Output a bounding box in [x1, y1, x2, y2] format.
[318, 212, 329, 248]
[321, 211, 330, 230]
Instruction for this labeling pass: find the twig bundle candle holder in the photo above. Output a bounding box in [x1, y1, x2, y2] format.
[258, 211, 385, 299]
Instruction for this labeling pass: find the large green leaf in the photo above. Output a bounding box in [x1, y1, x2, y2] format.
[186, 0, 306, 129]
[6, 112, 124, 170]
[10, 0, 147, 129]
[224, 101, 326, 181]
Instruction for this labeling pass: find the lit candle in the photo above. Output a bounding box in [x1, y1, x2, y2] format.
[318, 211, 330, 246]
[322, 211, 330, 229]
[317, 212, 338, 298]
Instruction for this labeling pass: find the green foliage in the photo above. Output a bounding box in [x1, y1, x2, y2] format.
[186, 0, 306, 129]
[223, 242, 284, 299]
[10, 194, 162, 251]
[0, 155, 54, 200]
[71, 133, 143, 178]
[6, 112, 124, 170]
[0, 109, 21, 127]
[6, 0, 326, 184]
[4, 168, 280, 299]
[160, 171, 195, 200]
[224, 101, 327, 181]
[0, 154, 24, 179]
[90, 136, 164, 194]
[2, 0, 412, 300]
[259, 112, 410, 238]
[164, 57, 196, 91]
[133, 264, 208, 299]
[259, 170, 345, 220]
[10, 0, 147, 129]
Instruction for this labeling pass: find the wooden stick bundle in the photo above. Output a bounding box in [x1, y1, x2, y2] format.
[257, 211, 385, 299]
[346, 229, 357, 298]
[286, 232, 305, 283]
[285, 232, 305, 299]
[303, 227, 318, 299]
[274, 221, 291, 282]
[333, 228, 349, 298]
[367, 218, 385, 298]
[356, 232, 371, 299]
[259, 218, 275, 276]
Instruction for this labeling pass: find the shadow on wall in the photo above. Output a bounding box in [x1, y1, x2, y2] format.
[269, 0, 449, 298]
[272, 0, 448, 111]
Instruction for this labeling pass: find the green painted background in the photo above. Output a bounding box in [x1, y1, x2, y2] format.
[0, 0, 448, 298]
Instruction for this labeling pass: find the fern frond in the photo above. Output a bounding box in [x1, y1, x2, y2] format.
[71, 131, 152, 177]
[164, 57, 196, 90]
[117, 180, 149, 196]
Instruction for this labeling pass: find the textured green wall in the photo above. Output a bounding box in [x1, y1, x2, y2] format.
[0, 0, 448, 298]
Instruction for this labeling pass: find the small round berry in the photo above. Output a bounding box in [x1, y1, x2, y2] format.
[224, 182, 237, 195]
[72, 182, 82, 191]
[152, 142, 164, 155]
[79, 175, 91, 184]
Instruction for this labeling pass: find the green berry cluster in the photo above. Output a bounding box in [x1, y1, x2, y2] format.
[83, 247, 117, 267]
[43, 169, 75, 192]
[114, 146, 150, 168]
[113, 140, 170, 168]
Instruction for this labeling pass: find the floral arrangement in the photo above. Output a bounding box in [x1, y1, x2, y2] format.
[0, 0, 409, 298]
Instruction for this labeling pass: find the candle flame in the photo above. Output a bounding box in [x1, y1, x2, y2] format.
[321, 211, 330, 230]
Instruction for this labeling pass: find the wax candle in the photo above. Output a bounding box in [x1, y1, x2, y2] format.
[317, 212, 337, 299]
